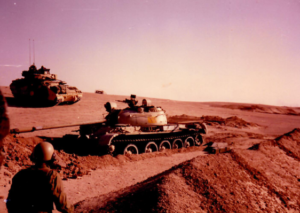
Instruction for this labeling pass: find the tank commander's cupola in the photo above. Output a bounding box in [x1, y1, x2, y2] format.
[105, 102, 117, 113]
[142, 99, 152, 107]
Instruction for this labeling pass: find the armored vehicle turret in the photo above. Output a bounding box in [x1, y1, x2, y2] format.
[10, 64, 83, 106]
[11, 95, 207, 155]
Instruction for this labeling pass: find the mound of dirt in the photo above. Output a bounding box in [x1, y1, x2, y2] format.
[1, 135, 88, 179]
[202, 115, 261, 128]
[2, 135, 43, 174]
[167, 114, 202, 123]
[168, 115, 261, 129]
[274, 128, 300, 161]
[248, 128, 300, 154]
[74, 128, 300, 212]
[1, 134, 206, 180]
[215, 104, 300, 116]
[75, 149, 300, 212]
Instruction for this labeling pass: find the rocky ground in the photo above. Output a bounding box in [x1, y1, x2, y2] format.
[1, 86, 300, 212]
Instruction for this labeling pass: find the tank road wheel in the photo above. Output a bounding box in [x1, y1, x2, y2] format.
[159, 140, 171, 151]
[123, 144, 139, 155]
[145, 142, 158, 153]
[195, 134, 204, 146]
[108, 145, 115, 155]
[184, 137, 195, 148]
[172, 139, 183, 149]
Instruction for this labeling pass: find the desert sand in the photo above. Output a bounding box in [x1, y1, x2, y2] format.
[1, 85, 300, 212]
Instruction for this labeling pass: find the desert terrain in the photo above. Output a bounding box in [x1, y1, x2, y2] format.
[1, 85, 300, 212]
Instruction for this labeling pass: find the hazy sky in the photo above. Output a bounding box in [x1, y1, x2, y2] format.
[1, 0, 299, 106]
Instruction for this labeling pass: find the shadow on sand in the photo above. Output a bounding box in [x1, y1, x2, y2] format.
[5, 97, 57, 108]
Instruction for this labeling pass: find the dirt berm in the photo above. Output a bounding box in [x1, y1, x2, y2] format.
[74, 129, 300, 213]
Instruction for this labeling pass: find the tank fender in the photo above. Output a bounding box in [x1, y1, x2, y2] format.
[97, 133, 118, 146]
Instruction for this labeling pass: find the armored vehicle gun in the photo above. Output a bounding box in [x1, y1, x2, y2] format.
[10, 64, 83, 105]
[10, 95, 207, 155]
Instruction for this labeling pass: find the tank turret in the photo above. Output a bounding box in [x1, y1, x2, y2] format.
[104, 94, 167, 127]
[10, 64, 83, 106]
[21, 65, 56, 80]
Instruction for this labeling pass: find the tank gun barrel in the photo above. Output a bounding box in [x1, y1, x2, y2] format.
[10, 119, 106, 134]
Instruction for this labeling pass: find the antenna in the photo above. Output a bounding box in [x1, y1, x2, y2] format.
[33, 39, 35, 65]
[29, 39, 31, 65]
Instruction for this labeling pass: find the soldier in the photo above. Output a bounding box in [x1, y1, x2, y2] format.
[6, 142, 73, 213]
[0, 89, 9, 167]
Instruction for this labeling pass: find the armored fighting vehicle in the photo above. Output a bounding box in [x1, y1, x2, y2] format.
[10, 95, 207, 155]
[10, 64, 83, 106]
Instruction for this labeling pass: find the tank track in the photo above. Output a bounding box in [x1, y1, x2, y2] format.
[112, 133, 196, 143]
[111, 130, 204, 154]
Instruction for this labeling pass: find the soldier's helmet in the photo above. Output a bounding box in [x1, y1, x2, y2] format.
[31, 142, 55, 162]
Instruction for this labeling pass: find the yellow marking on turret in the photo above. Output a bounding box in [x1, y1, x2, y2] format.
[148, 117, 157, 124]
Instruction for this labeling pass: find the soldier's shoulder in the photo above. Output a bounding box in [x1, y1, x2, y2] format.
[40, 167, 61, 179]
[12, 167, 34, 179]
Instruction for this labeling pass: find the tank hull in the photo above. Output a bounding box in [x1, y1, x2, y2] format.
[80, 122, 207, 155]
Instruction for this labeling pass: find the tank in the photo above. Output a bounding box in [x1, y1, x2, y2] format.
[10, 64, 83, 106]
[10, 95, 207, 155]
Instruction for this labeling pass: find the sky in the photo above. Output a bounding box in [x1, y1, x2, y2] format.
[0, 0, 300, 106]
